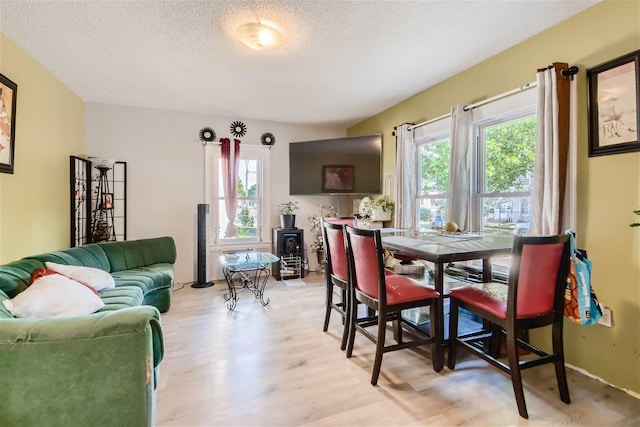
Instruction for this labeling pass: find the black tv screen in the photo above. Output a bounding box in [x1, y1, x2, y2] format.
[289, 134, 382, 195]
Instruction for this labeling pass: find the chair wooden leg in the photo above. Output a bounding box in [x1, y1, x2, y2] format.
[346, 291, 357, 358]
[340, 288, 350, 351]
[447, 299, 459, 370]
[371, 310, 387, 386]
[480, 320, 502, 357]
[323, 283, 333, 332]
[506, 326, 528, 419]
[423, 300, 440, 372]
[392, 316, 402, 343]
[552, 321, 571, 404]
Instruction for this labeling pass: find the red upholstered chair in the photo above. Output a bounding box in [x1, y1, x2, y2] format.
[321, 218, 355, 350]
[447, 235, 571, 419]
[344, 225, 441, 385]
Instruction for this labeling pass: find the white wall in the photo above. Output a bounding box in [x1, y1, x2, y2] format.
[85, 103, 345, 282]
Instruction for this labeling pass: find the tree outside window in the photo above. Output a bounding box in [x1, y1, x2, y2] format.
[478, 115, 535, 235]
[416, 137, 449, 230]
[415, 113, 535, 235]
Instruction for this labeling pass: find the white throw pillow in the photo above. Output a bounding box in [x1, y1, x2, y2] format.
[45, 261, 115, 291]
[2, 273, 105, 318]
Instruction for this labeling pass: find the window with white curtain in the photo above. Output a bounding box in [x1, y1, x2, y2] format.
[411, 116, 451, 231]
[473, 107, 536, 235]
[206, 144, 270, 244]
[410, 87, 537, 234]
[415, 134, 450, 230]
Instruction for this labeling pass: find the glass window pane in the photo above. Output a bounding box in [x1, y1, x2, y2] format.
[217, 156, 260, 241]
[237, 159, 258, 197]
[236, 199, 258, 238]
[417, 197, 447, 230]
[482, 117, 535, 193]
[480, 196, 530, 236]
[418, 138, 450, 195]
[218, 199, 258, 239]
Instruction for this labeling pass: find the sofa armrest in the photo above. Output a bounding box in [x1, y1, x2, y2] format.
[0, 306, 164, 426]
[0, 305, 163, 367]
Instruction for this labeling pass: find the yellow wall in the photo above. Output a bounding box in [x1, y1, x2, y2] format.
[0, 34, 85, 262]
[349, 0, 640, 394]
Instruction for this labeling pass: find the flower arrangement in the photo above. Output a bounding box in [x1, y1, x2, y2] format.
[308, 203, 337, 253]
[360, 196, 394, 220]
[309, 233, 324, 253]
[278, 201, 299, 215]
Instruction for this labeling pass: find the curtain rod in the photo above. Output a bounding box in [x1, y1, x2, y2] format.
[407, 113, 450, 131]
[408, 80, 537, 132]
[463, 81, 537, 111]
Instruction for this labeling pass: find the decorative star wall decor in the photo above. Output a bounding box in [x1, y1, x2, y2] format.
[199, 127, 216, 145]
[230, 121, 247, 138]
[261, 132, 275, 147]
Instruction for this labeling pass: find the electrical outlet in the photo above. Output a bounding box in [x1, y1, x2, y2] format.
[598, 305, 612, 327]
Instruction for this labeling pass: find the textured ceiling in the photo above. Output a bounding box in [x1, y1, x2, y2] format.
[0, 1, 599, 127]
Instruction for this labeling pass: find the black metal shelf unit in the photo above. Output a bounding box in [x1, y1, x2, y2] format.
[272, 228, 305, 280]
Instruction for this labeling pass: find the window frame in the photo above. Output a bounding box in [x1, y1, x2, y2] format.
[414, 131, 450, 230]
[205, 144, 271, 245]
[471, 105, 536, 233]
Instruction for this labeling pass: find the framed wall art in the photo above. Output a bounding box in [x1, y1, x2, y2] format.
[0, 73, 17, 173]
[322, 165, 354, 192]
[587, 50, 640, 156]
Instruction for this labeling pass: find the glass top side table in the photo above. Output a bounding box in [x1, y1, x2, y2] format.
[219, 251, 280, 311]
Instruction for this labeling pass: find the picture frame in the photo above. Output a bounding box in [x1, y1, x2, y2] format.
[103, 193, 114, 210]
[0, 73, 17, 174]
[587, 50, 640, 156]
[322, 165, 354, 192]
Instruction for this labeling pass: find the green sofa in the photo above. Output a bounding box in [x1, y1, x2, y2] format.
[0, 236, 176, 427]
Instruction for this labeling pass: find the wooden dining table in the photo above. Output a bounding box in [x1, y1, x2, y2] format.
[381, 231, 514, 371]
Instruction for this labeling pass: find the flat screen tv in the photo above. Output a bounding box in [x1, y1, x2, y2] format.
[289, 134, 382, 195]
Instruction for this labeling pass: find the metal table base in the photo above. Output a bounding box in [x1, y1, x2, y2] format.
[220, 251, 280, 311]
[223, 265, 271, 311]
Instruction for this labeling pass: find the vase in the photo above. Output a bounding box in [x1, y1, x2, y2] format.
[280, 214, 296, 229]
[371, 206, 392, 221]
[316, 249, 326, 273]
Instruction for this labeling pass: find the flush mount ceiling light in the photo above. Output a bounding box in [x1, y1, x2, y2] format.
[235, 22, 282, 50]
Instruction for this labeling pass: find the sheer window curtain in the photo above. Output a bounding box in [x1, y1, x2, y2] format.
[221, 138, 241, 238]
[563, 76, 578, 231]
[395, 123, 415, 229]
[530, 63, 572, 236]
[446, 105, 473, 230]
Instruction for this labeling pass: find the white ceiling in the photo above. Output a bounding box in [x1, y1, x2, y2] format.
[0, 1, 599, 128]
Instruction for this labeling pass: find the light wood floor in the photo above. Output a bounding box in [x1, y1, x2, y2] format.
[156, 273, 639, 426]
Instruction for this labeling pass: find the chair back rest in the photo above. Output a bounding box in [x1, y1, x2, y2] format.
[325, 218, 355, 227]
[322, 219, 352, 282]
[509, 235, 571, 318]
[344, 225, 385, 302]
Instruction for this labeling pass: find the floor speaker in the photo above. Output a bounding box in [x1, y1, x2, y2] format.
[192, 203, 214, 288]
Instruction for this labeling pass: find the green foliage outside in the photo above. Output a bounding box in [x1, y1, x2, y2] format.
[484, 117, 536, 192]
[237, 181, 257, 197]
[419, 138, 450, 194]
[236, 180, 257, 237]
[417, 115, 536, 232]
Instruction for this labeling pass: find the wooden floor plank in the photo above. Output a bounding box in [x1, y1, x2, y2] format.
[156, 273, 639, 426]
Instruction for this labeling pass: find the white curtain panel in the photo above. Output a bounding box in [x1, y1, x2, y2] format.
[531, 68, 560, 236]
[445, 104, 473, 230]
[395, 123, 414, 229]
[561, 77, 578, 232]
